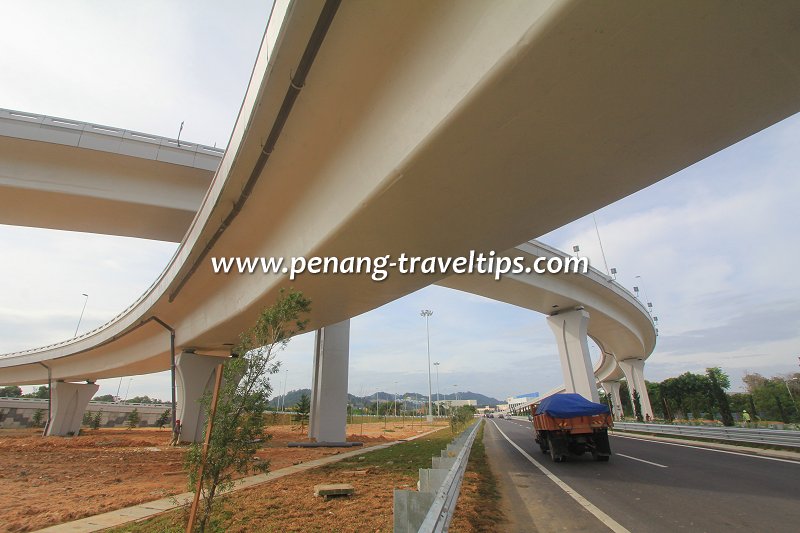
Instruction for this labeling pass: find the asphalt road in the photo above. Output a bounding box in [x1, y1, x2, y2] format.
[485, 417, 800, 532]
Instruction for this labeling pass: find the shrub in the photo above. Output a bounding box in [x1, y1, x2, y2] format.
[156, 409, 171, 429]
[31, 409, 45, 428]
[91, 410, 103, 430]
[127, 408, 140, 429]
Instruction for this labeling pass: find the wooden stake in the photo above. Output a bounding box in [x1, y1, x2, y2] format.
[186, 363, 224, 532]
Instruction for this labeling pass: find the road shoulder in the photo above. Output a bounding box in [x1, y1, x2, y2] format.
[483, 420, 610, 532]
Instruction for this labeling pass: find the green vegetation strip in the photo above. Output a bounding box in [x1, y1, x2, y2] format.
[318, 426, 459, 477]
[451, 421, 505, 531]
[107, 427, 458, 533]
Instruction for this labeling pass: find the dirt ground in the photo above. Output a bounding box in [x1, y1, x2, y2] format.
[0, 421, 446, 533]
[138, 463, 419, 533]
[109, 426, 459, 533]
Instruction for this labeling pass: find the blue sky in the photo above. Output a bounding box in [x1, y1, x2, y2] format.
[1, 1, 798, 402]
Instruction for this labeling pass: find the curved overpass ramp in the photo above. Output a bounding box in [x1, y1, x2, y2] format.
[440, 241, 655, 368]
[1, 0, 798, 397]
[440, 240, 655, 413]
[0, 108, 220, 242]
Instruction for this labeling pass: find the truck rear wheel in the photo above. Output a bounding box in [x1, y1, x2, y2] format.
[548, 435, 566, 462]
[535, 432, 549, 453]
[539, 441, 548, 454]
[550, 447, 566, 462]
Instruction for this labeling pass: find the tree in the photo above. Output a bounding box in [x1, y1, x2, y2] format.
[0, 385, 22, 397]
[156, 409, 171, 429]
[91, 410, 103, 430]
[294, 393, 311, 432]
[126, 408, 140, 429]
[126, 395, 164, 404]
[92, 394, 116, 402]
[660, 372, 714, 420]
[774, 394, 789, 423]
[185, 289, 311, 532]
[728, 392, 749, 418]
[644, 381, 663, 419]
[449, 405, 476, 434]
[632, 389, 644, 422]
[706, 367, 734, 426]
[743, 372, 798, 423]
[659, 382, 674, 421]
[618, 381, 632, 417]
[707, 367, 730, 389]
[22, 385, 49, 399]
[31, 409, 45, 427]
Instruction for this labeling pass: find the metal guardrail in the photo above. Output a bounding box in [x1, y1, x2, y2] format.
[614, 422, 800, 449]
[394, 420, 481, 533]
[0, 107, 225, 157]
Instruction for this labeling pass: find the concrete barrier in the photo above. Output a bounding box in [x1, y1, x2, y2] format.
[0, 397, 171, 429]
[394, 421, 481, 532]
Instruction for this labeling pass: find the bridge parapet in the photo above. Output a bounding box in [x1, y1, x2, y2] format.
[0, 108, 223, 171]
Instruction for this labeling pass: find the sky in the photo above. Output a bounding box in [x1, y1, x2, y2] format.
[1, 1, 798, 403]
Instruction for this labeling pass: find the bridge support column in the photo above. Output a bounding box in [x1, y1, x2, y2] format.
[46, 381, 99, 436]
[176, 351, 225, 443]
[617, 358, 653, 420]
[600, 381, 624, 421]
[309, 320, 350, 443]
[547, 309, 599, 403]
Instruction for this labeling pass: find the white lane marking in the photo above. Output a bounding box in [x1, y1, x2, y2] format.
[611, 434, 800, 465]
[492, 421, 630, 533]
[616, 453, 667, 468]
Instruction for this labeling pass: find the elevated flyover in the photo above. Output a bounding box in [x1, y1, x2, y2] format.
[2, 0, 799, 432]
[0, 108, 221, 241]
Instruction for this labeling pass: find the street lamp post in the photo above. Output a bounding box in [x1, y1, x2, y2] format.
[635, 275, 654, 315]
[433, 362, 441, 416]
[74, 293, 89, 338]
[421, 309, 434, 422]
[394, 381, 398, 417]
[785, 378, 799, 415]
[279, 370, 288, 411]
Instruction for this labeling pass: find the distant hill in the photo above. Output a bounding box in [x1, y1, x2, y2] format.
[269, 389, 500, 409]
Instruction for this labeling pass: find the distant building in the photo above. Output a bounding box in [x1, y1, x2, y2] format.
[435, 399, 477, 408]
[506, 392, 539, 411]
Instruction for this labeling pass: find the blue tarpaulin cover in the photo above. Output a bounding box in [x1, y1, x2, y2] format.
[536, 393, 610, 418]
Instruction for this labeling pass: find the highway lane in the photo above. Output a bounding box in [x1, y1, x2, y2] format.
[487, 418, 800, 532]
[483, 418, 611, 532]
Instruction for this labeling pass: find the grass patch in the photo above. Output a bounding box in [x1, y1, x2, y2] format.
[108, 426, 459, 532]
[319, 425, 455, 477]
[451, 421, 506, 531]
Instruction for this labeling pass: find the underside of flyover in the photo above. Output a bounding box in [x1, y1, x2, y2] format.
[3, 0, 800, 436]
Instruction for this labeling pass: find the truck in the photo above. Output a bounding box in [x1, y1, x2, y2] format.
[532, 393, 612, 462]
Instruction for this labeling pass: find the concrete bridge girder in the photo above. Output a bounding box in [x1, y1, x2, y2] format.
[547, 309, 599, 403]
[600, 380, 624, 421]
[4, 0, 798, 384]
[175, 351, 226, 443]
[46, 381, 99, 436]
[617, 358, 654, 421]
[309, 320, 350, 444]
